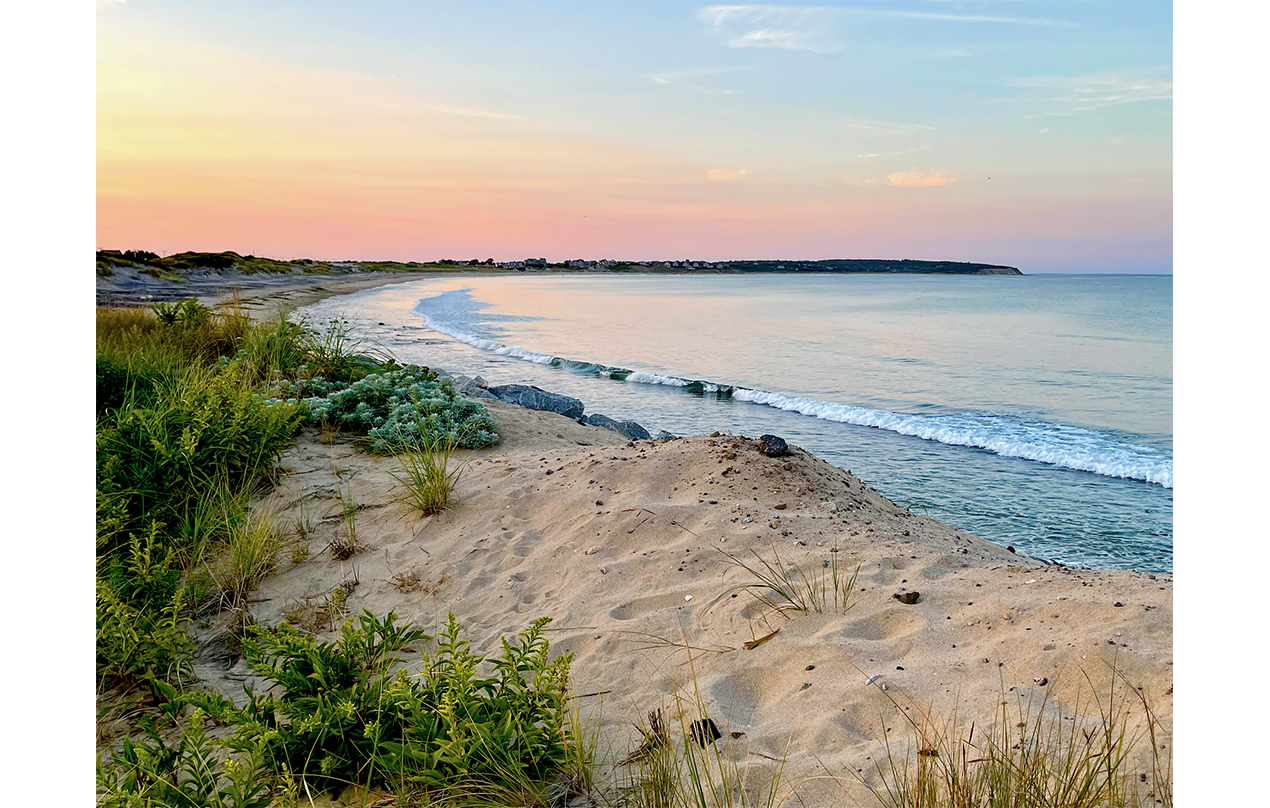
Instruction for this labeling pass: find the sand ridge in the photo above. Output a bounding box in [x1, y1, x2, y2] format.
[194, 398, 1172, 803]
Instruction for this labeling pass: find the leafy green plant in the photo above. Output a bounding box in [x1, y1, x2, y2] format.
[185, 611, 574, 799]
[97, 710, 273, 808]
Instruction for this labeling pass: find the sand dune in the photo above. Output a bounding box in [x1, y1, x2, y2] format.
[192, 398, 1172, 803]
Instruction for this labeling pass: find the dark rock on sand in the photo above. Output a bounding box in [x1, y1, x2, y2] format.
[893, 591, 921, 605]
[655, 430, 677, 440]
[759, 434, 790, 457]
[689, 718, 722, 747]
[486, 384, 585, 420]
[584, 413, 652, 441]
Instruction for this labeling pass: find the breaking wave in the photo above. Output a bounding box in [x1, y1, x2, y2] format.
[412, 289, 1172, 488]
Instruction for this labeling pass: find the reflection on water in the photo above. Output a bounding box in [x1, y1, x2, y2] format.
[299, 273, 1173, 572]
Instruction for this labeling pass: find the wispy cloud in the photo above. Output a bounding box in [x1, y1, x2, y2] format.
[697, 4, 1077, 51]
[858, 144, 932, 159]
[850, 119, 938, 135]
[648, 66, 752, 85]
[887, 170, 953, 187]
[646, 65, 751, 95]
[706, 168, 751, 181]
[851, 8, 1079, 27]
[1011, 70, 1172, 116]
[422, 105, 528, 121]
[698, 5, 842, 52]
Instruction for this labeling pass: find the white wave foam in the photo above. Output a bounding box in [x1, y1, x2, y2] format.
[625, 371, 690, 387]
[731, 389, 1172, 487]
[411, 292, 1173, 488]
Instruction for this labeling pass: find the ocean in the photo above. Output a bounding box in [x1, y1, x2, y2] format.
[298, 272, 1173, 572]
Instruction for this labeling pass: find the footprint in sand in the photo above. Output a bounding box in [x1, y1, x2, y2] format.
[832, 611, 926, 643]
[708, 669, 762, 724]
[868, 556, 913, 585]
[511, 529, 543, 558]
[608, 592, 690, 621]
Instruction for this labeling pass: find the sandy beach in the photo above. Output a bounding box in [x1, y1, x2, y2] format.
[142, 274, 1177, 804]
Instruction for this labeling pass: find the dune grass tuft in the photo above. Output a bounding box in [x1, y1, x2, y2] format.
[389, 432, 467, 517]
[208, 509, 284, 608]
[715, 543, 862, 618]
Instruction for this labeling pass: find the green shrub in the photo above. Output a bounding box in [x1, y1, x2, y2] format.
[97, 369, 301, 554]
[302, 368, 499, 452]
[188, 611, 572, 797]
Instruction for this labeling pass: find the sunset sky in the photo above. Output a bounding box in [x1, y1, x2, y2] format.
[97, 1, 1172, 272]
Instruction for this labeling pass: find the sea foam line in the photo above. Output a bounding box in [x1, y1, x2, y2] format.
[412, 294, 1173, 488]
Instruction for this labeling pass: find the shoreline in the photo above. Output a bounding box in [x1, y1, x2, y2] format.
[99, 273, 1172, 802]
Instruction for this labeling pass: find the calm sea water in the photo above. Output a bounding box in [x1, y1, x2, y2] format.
[299, 273, 1173, 572]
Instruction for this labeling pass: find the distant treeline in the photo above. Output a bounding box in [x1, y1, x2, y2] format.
[708, 259, 1022, 275]
[97, 250, 1021, 278]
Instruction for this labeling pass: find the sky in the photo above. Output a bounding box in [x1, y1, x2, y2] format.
[96, 1, 1173, 272]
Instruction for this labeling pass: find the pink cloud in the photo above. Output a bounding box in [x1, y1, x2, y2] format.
[887, 171, 953, 187]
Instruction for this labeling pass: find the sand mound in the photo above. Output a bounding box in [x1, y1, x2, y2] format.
[197, 399, 1172, 803]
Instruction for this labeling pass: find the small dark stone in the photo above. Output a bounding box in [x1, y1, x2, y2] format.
[1113, 602, 1124, 607]
[545, 469, 553, 475]
[758, 434, 790, 457]
[806, 665, 815, 671]
[893, 591, 920, 605]
[896, 666, 904, 671]
[1035, 677, 1049, 687]
[596, 500, 603, 506]
[1007, 546, 1016, 554]
[689, 718, 722, 747]
[799, 682, 812, 691]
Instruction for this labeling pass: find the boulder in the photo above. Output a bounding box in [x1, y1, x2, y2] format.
[486, 384, 585, 420]
[758, 434, 790, 457]
[655, 430, 677, 440]
[453, 374, 489, 396]
[583, 413, 651, 441]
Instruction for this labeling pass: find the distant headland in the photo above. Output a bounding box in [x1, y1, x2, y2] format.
[97, 250, 1023, 278]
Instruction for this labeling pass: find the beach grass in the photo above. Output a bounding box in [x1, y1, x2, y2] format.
[851, 665, 1172, 808]
[715, 543, 863, 618]
[389, 432, 468, 517]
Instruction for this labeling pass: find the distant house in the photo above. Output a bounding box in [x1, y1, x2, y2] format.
[525, 258, 547, 267]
